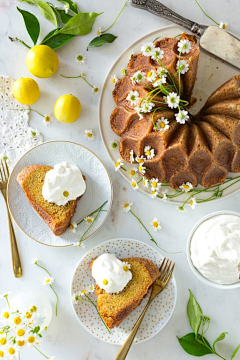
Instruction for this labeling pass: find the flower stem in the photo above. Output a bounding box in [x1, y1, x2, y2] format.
[84, 295, 111, 333]
[78, 206, 103, 246]
[194, 0, 219, 25]
[35, 262, 51, 277]
[8, 36, 31, 49]
[50, 285, 58, 316]
[103, 0, 128, 33]
[33, 345, 49, 359]
[9, 108, 44, 117]
[77, 200, 108, 226]
[61, 73, 94, 88]
[5, 296, 10, 309]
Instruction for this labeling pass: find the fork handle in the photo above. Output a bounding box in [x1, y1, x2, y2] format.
[114, 300, 151, 360]
[7, 209, 22, 278]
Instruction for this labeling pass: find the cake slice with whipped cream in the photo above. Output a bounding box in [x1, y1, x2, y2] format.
[17, 162, 86, 236]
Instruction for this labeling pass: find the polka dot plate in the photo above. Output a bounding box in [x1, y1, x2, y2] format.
[71, 238, 177, 345]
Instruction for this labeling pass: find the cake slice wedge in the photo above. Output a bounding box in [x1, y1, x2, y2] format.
[90, 257, 160, 329]
[17, 165, 84, 236]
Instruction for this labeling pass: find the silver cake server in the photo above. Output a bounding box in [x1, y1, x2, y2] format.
[130, 0, 240, 70]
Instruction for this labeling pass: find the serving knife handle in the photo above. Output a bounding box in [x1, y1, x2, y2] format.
[130, 0, 207, 36]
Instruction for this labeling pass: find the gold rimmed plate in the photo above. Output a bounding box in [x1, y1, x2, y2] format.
[7, 141, 113, 247]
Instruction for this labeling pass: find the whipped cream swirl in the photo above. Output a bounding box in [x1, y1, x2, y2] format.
[42, 162, 86, 206]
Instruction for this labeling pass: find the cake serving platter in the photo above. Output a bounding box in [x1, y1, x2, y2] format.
[71, 238, 177, 345]
[99, 24, 240, 205]
[7, 141, 113, 247]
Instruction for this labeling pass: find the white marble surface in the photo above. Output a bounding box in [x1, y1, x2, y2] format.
[1, 0, 240, 359]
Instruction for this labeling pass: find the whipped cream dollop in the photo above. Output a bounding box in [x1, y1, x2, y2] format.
[91, 253, 132, 294]
[42, 162, 86, 206]
[190, 215, 240, 284]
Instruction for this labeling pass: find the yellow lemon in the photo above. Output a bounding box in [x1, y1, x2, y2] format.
[54, 95, 81, 124]
[26, 45, 59, 78]
[12, 78, 40, 105]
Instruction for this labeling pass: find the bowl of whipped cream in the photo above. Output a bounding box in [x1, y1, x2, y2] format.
[187, 211, 240, 289]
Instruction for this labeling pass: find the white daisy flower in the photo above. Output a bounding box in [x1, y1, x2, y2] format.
[72, 293, 80, 304]
[0, 291, 12, 299]
[146, 70, 157, 82]
[122, 262, 131, 271]
[28, 127, 40, 138]
[87, 284, 95, 293]
[126, 90, 139, 106]
[179, 182, 193, 192]
[72, 242, 81, 247]
[177, 59, 189, 74]
[6, 345, 17, 357]
[165, 92, 180, 109]
[130, 149, 135, 163]
[15, 325, 28, 340]
[129, 167, 138, 178]
[75, 52, 87, 64]
[0, 337, 7, 347]
[144, 145, 155, 159]
[135, 155, 146, 164]
[138, 163, 146, 175]
[121, 68, 127, 76]
[189, 197, 197, 209]
[115, 158, 124, 171]
[31, 258, 38, 265]
[150, 218, 161, 231]
[175, 110, 189, 124]
[134, 105, 144, 120]
[219, 21, 228, 29]
[151, 178, 161, 191]
[92, 86, 100, 95]
[157, 67, 167, 77]
[15, 339, 27, 350]
[177, 39, 191, 54]
[142, 177, 149, 188]
[64, 4, 69, 13]
[84, 216, 95, 224]
[42, 277, 54, 286]
[151, 47, 164, 60]
[153, 75, 167, 88]
[101, 278, 113, 291]
[121, 201, 133, 213]
[26, 334, 39, 347]
[162, 189, 169, 202]
[0, 308, 11, 322]
[111, 75, 118, 85]
[131, 70, 145, 85]
[141, 100, 155, 113]
[176, 205, 187, 213]
[97, 27, 102, 36]
[131, 178, 139, 190]
[43, 113, 53, 126]
[84, 129, 95, 140]
[149, 189, 158, 198]
[109, 140, 118, 150]
[141, 42, 155, 56]
[69, 222, 77, 233]
[155, 117, 169, 131]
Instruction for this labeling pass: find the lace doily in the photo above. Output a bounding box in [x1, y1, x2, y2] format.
[0, 75, 43, 168]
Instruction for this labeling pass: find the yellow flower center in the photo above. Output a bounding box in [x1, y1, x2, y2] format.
[190, 200, 193, 206]
[77, 55, 83, 61]
[153, 221, 158, 228]
[143, 179, 146, 185]
[146, 150, 151, 156]
[0, 338, 6, 345]
[160, 121, 165, 128]
[46, 279, 51, 283]
[90, 286, 94, 291]
[14, 317, 21, 325]
[86, 218, 92, 223]
[17, 340, 25, 347]
[123, 265, 129, 271]
[8, 348, 15, 355]
[222, 23, 226, 29]
[137, 158, 144, 163]
[30, 306, 37, 312]
[3, 312, 9, 319]
[152, 181, 157, 188]
[112, 78, 116, 84]
[17, 329, 25, 337]
[28, 336, 35, 344]
[132, 182, 136, 188]
[87, 132, 92, 137]
[103, 279, 108, 285]
[25, 312, 32, 319]
[81, 290, 87, 294]
[97, 29, 101, 35]
[151, 190, 156, 195]
[69, 224, 74, 230]
[115, 161, 120, 167]
[139, 166, 143, 172]
[147, 71, 152, 78]
[0, 351, 4, 357]
[183, 184, 189, 189]
[93, 87, 99, 93]
[45, 116, 50, 122]
[63, 190, 69, 197]
[124, 203, 129, 208]
[130, 170, 135, 176]
[0, 332, 3, 335]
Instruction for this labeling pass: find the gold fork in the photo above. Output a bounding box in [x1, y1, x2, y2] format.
[0, 159, 22, 277]
[115, 258, 175, 360]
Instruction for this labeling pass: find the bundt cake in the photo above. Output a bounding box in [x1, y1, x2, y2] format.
[110, 34, 240, 189]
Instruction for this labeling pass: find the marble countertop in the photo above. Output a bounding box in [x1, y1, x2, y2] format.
[1, 0, 240, 359]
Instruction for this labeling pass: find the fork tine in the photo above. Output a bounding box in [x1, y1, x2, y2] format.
[0, 161, 5, 182]
[159, 259, 170, 281]
[164, 263, 175, 284]
[4, 160, 10, 179]
[1, 160, 7, 182]
[158, 258, 166, 273]
[162, 260, 172, 282]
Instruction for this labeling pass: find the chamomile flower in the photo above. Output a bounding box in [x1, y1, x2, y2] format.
[12, 315, 23, 326]
[141, 42, 155, 56]
[122, 262, 131, 271]
[121, 201, 133, 213]
[64, 4, 69, 13]
[179, 182, 193, 193]
[72, 293, 80, 304]
[131, 70, 145, 85]
[75, 52, 87, 64]
[92, 86, 100, 95]
[142, 177, 149, 188]
[101, 278, 112, 290]
[0, 308, 11, 322]
[111, 75, 118, 85]
[150, 218, 161, 231]
[109, 140, 118, 150]
[175, 110, 189, 124]
[87, 284, 95, 293]
[151, 47, 164, 60]
[24, 310, 36, 324]
[43, 114, 53, 126]
[151, 178, 161, 191]
[29, 303, 38, 313]
[135, 155, 146, 164]
[0, 337, 7, 346]
[155, 117, 169, 131]
[31, 258, 38, 265]
[138, 164, 146, 175]
[42, 277, 54, 286]
[69, 222, 77, 233]
[149, 189, 158, 198]
[219, 21, 228, 29]
[153, 75, 167, 88]
[176, 205, 187, 214]
[177, 39, 191, 54]
[0, 350, 5, 359]
[140, 100, 155, 113]
[28, 127, 40, 138]
[162, 189, 169, 202]
[189, 197, 197, 209]
[177, 59, 189, 74]
[84, 216, 95, 224]
[79, 287, 89, 296]
[121, 68, 127, 76]
[15, 326, 27, 340]
[131, 178, 139, 190]
[144, 145, 155, 159]
[126, 90, 139, 106]
[130, 149, 134, 163]
[157, 67, 167, 78]
[146, 70, 157, 82]
[115, 158, 124, 171]
[84, 129, 95, 141]
[0, 291, 12, 299]
[129, 167, 138, 178]
[134, 106, 143, 120]
[26, 334, 38, 347]
[6, 345, 17, 357]
[97, 27, 102, 36]
[15, 339, 26, 350]
[165, 92, 180, 109]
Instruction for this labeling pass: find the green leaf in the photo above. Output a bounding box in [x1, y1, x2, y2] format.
[59, 12, 103, 36]
[187, 289, 203, 337]
[232, 344, 240, 359]
[213, 332, 228, 352]
[88, 33, 117, 48]
[31, 0, 58, 26]
[56, 9, 73, 24]
[33, 326, 40, 333]
[177, 333, 212, 357]
[57, 0, 79, 14]
[41, 28, 74, 49]
[17, 7, 40, 45]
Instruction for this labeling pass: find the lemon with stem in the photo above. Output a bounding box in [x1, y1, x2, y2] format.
[26, 45, 59, 78]
[54, 95, 81, 124]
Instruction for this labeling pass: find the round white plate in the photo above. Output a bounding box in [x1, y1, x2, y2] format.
[71, 238, 177, 345]
[7, 141, 112, 247]
[99, 24, 240, 205]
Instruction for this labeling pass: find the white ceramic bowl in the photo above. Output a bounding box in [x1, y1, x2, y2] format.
[187, 210, 240, 290]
